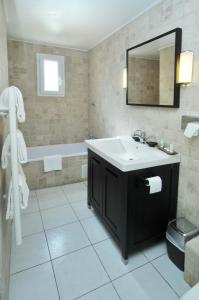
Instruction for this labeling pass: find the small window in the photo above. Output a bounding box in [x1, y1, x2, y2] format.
[37, 53, 65, 97]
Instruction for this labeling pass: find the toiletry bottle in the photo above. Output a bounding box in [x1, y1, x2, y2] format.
[169, 144, 174, 153]
[159, 139, 164, 148]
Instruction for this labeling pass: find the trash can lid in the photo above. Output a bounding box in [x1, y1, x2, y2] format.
[168, 218, 198, 236]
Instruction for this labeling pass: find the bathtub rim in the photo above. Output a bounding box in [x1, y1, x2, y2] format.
[27, 142, 88, 162]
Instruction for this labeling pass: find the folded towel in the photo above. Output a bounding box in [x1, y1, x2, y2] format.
[1, 129, 28, 169]
[44, 155, 62, 172]
[6, 170, 29, 220]
[0, 86, 25, 122]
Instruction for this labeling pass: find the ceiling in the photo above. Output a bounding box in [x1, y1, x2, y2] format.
[4, 0, 160, 51]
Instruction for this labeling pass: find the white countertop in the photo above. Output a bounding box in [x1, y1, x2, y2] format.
[85, 136, 180, 172]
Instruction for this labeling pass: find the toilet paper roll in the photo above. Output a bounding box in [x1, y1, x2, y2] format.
[146, 176, 162, 194]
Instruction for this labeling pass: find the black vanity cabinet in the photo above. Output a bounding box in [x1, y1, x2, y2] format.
[88, 149, 179, 261]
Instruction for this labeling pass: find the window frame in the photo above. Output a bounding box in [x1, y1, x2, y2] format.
[37, 53, 65, 97]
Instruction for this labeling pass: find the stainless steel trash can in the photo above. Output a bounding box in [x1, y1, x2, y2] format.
[166, 218, 199, 271]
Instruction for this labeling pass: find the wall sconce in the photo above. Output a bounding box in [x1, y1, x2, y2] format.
[123, 67, 127, 89]
[177, 51, 193, 86]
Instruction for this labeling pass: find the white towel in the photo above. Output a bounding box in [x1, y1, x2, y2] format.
[44, 155, 62, 172]
[0, 86, 25, 122]
[6, 170, 29, 220]
[1, 129, 28, 169]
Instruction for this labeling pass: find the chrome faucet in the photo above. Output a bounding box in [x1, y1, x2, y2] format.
[132, 130, 146, 143]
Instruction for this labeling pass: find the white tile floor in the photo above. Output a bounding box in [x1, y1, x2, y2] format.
[10, 182, 190, 300]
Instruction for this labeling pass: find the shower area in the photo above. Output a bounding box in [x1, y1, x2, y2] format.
[8, 40, 89, 190]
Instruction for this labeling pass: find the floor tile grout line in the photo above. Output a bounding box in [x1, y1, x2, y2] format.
[110, 260, 149, 282]
[77, 210, 133, 300]
[68, 199, 118, 297]
[39, 205, 61, 300]
[38, 201, 71, 213]
[43, 219, 79, 232]
[66, 193, 152, 285]
[39, 201, 70, 212]
[73, 282, 117, 300]
[91, 236, 110, 246]
[50, 261, 61, 300]
[66, 193, 95, 223]
[76, 204, 150, 284]
[20, 229, 45, 240]
[69, 205, 116, 300]
[22, 195, 40, 215]
[11, 244, 92, 276]
[142, 251, 167, 264]
[10, 260, 51, 276]
[39, 187, 92, 261]
[14, 218, 87, 241]
[21, 209, 40, 216]
[110, 281, 122, 300]
[142, 250, 180, 298]
[36, 190, 68, 210]
[37, 189, 89, 230]
[92, 244, 112, 280]
[38, 208, 52, 259]
[61, 187, 87, 200]
[150, 261, 181, 298]
[10, 255, 150, 285]
[31, 188, 167, 262]
[51, 244, 92, 262]
[20, 214, 107, 262]
[28, 186, 181, 299]
[14, 186, 111, 297]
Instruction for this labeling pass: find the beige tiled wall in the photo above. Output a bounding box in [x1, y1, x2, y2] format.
[159, 46, 175, 105]
[8, 41, 89, 147]
[128, 57, 159, 105]
[24, 156, 87, 190]
[88, 0, 199, 227]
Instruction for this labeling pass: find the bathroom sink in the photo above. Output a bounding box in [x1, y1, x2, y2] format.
[85, 136, 180, 172]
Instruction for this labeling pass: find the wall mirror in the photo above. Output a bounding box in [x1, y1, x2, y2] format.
[126, 28, 182, 108]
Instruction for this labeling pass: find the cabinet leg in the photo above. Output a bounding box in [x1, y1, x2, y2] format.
[121, 257, 128, 265]
[121, 245, 128, 265]
[87, 203, 91, 209]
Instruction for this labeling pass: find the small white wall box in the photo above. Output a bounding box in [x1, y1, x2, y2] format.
[81, 164, 88, 179]
[184, 122, 199, 138]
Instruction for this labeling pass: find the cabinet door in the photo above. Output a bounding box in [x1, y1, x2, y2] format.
[104, 167, 122, 238]
[130, 166, 172, 245]
[90, 157, 104, 213]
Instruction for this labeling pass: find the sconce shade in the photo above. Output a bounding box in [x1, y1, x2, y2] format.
[177, 51, 193, 85]
[123, 67, 127, 89]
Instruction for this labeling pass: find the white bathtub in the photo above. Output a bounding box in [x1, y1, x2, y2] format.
[27, 142, 88, 162]
[25, 142, 88, 189]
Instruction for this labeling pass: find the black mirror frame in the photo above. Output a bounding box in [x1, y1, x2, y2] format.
[126, 28, 182, 108]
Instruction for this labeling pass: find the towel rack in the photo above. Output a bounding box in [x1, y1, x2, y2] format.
[0, 88, 22, 245]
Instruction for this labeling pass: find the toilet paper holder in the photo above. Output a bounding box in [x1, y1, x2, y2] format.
[137, 176, 149, 186]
